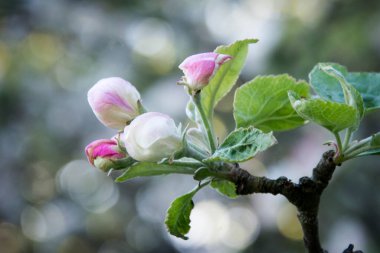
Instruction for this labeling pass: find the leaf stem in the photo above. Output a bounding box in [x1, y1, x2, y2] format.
[344, 135, 372, 154]
[169, 160, 205, 169]
[342, 145, 373, 161]
[334, 132, 343, 155]
[342, 128, 352, 151]
[197, 180, 211, 190]
[186, 142, 208, 162]
[192, 93, 217, 153]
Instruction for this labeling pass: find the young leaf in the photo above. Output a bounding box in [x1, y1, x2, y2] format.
[165, 188, 197, 239]
[210, 179, 237, 199]
[115, 162, 197, 182]
[234, 75, 310, 132]
[309, 62, 380, 112]
[357, 132, 380, 157]
[357, 149, 380, 156]
[201, 39, 258, 120]
[319, 64, 364, 130]
[288, 91, 357, 133]
[205, 126, 277, 163]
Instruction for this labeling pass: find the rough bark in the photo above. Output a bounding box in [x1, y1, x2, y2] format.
[227, 150, 362, 253]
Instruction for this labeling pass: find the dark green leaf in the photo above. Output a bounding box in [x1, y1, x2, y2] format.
[310, 62, 380, 112]
[234, 75, 310, 132]
[193, 167, 212, 181]
[165, 189, 197, 239]
[115, 162, 196, 182]
[371, 132, 380, 146]
[201, 39, 258, 120]
[210, 179, 237, 199]
[205, 126, 277, 162]
[288, 91, 357, 133]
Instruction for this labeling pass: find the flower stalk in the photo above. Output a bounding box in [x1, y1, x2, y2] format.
[192, 92, 217, 153]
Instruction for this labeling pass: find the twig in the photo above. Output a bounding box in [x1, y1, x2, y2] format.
[227, 150, 344, 253]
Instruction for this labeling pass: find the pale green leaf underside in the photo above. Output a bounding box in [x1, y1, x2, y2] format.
[115, 163, 196, 182]
[357, 132, 380, 157]
[205, 126, 277, 162]
[210, 179, 237, 199]
[201, 39, 258, 120]
[165, 189, 197, 239]
[319, 64, 364, 131]
[288, 92, 357, 133]
[357, 149, 380, 156]
[234, 74, 310, 132]
[310, 62, 380, 112]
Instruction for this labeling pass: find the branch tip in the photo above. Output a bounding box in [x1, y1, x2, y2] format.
[342, 244, 363, 253]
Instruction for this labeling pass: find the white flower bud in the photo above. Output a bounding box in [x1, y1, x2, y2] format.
[123, 112, 183, 162]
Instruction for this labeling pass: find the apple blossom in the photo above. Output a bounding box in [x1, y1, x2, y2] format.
[123, 112, 182, 162]
[179, 52, 232, 91]
[85, 138, 126, 172]
[88, 77, 141, 129]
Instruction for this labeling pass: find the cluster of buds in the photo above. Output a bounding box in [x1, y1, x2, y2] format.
[85, 52, 231, 171]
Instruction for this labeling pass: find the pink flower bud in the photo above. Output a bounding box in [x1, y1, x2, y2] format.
[85, 139, 125, 171]
[88, 77, 141, 129]
[179, 52, 232, 91]
[123, 112, 182, 162]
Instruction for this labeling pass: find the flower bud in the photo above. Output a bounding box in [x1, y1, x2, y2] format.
[123, 112, 182, 162]
[85, 139, 126, 172]
[88, 77, 141, 129]
[179, 52, 232, 91]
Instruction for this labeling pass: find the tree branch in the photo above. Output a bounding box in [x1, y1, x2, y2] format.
[226, 150, 360, 253]
[342, 244, 363, 253]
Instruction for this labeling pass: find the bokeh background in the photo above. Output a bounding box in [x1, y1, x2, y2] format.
[1, 0, 380, 252]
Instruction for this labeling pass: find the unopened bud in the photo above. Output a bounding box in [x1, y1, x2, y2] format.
[123, 112, 183, 162]
[88, 77, 142, 129]
[179, 52, 232, 91]
[85, 139, 126, 172]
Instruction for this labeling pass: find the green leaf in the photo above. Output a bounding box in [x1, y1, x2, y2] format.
[357, 149, 380, 156]
[357, 132, 380, 157]
[193, 167, 211, 181]
[310, 62, 380, 112]
[115, 162, 196, 182]
[319, 64, 364, 130]
[371, 132, 380, 146]
[234, 75, 310, 132]
[210, 179, 237, 199]
[165, 188, 197, 239]
[288, 91, 357, 133]
[205, 126, 277, 162]
[201, 39, 258, 120]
